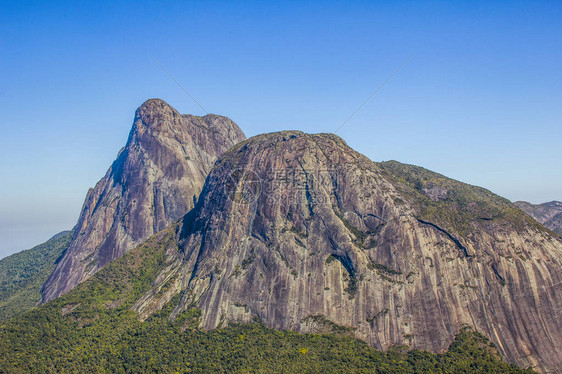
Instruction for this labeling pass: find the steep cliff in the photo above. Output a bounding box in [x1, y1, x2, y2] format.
[132, 131, 562, 372]
[41, 99, 246, 302]
[515, 201, 562, 236]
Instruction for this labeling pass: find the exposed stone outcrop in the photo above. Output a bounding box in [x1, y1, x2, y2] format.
[133, 131, 562, 373]
[41, 99, 246, 302]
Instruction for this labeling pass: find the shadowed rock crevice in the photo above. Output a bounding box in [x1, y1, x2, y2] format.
[415, 218, 470, 257]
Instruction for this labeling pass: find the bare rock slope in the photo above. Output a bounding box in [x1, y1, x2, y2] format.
[41, 99, 246, 302]
[515, 200, 562, 236]
[134, 131, 562, 372]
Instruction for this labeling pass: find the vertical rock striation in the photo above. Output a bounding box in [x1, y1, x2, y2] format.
[41, 99, 246, 302]
[133, 131, 562, 372]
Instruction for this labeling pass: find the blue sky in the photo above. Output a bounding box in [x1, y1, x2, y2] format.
[0, 0, 561, 258]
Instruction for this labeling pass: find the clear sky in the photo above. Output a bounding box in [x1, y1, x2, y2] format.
[1, 0, 561, 259]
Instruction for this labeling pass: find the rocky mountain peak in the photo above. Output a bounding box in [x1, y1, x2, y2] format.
[132, 98, 180, 133]
[41, 99, 246, 302]
[138, 97, 178, 113]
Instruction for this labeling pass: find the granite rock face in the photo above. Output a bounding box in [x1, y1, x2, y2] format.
[41, 99, 246, 302]
[515, 200, 562, 236]
[133, 131, 562, 373]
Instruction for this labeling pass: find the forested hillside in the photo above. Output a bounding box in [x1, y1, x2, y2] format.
[0, 224, 532, 373]
[0, 230, 72, 320]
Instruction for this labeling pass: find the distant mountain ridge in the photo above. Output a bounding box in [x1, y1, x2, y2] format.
[515, 201, 562, 236]
[41, 99, 246, 302]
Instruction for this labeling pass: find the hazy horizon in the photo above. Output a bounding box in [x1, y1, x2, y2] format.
[1, 1, 561, 259]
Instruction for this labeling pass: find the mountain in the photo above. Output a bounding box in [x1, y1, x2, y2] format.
[41, 99, 246, 302]
[126, 131, 561, 372]
[514, 201, 562, 236]
[3, 128, 560, 372]
[0, 230, 73, 320]
[0, 223, 531, 373]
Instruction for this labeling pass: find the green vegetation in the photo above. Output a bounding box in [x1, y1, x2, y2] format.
[367, 308, 389, 323]
[333, 206, 368, 247]
[367, 261, 403, 285]
[342, 273, 359, 297]
[0, 224, 534, 373]
[378, 161, 545, 238]
[367, 261, 402, 276]
[326, 254, 337, 264]
[0, 230, 73, 320]
[301, 314, 356, 337]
